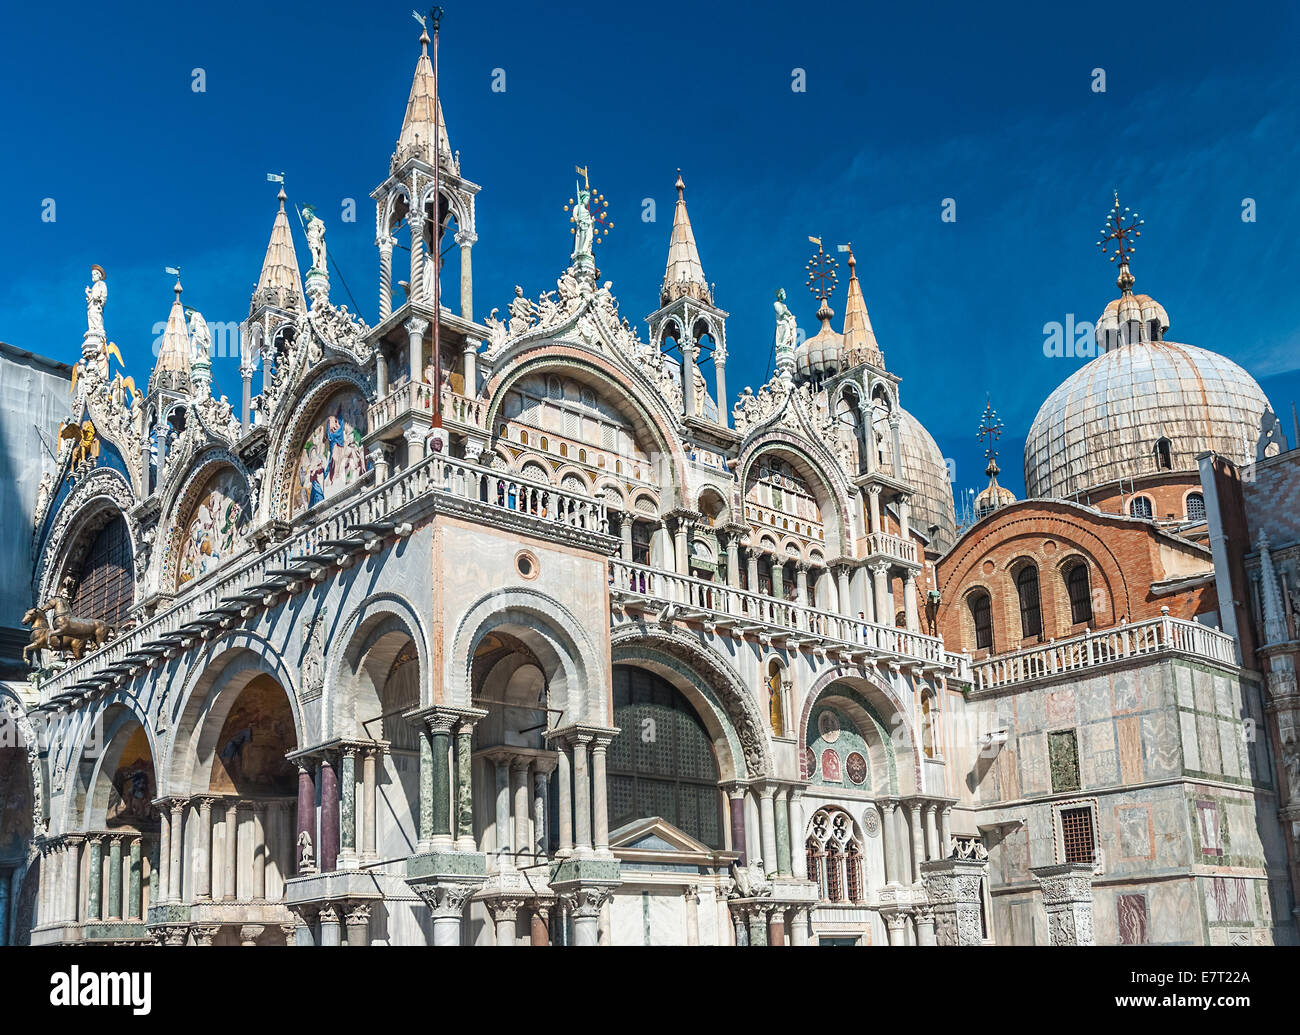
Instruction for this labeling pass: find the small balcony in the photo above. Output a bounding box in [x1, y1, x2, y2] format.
[864, 531, 917, 566]
[969, 612, 1238, 692]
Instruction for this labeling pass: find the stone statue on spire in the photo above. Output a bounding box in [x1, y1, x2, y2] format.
[84, 264, 107, 345]
[571, 182, 594, 262]
[303, 205, 327, 273]
[773, 288, 798, 379]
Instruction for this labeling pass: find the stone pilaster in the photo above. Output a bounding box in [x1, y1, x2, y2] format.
[1031, 862, 1096, 946]
[921, 856, 987, 946]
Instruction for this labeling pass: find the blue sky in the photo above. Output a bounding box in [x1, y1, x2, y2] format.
[2, 1, 1297, 508]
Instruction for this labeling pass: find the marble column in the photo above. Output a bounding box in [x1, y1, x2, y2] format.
[319, 904, 342, 947]
[195, 799, 214, 900]
[758, 786, 778, 878]
[789, 907, 809, 946]
[871, 562, 891, 627]
[107, 835, 124, 920]
[915, 908, 936, 946]
[532, 769, 549, 862]
[884, 911, 909, 946]
[169, 799, 184, 899]
[939, 806, 953, 859]
[924, 804, 940, 862]
[903, 571, 919, 633]
[774, 787, 792, 876]
[836, 565, 853, 618]
[572, 735, 593, 856]
[125, 836, 141, 920]
[408, 214, 425, 304]
[455, 723, 475, 853]
[252, 803, 267, 899]
[895, 803, 913, 885]
[567, 887, 611, 947]
[684, 886, 700, 946]
[320, 756, 340, 873]
[86, 836, 103, 921]
[906, 800, 924, 883]
[377, 237, 393, 320]
[768, 910, 786, 947]
[345, 903, 371, 947]
[224, 800, 240, 898]
[714, 345, 729, 428]
[727, 787, 747, 866]
[747, 908, 768, 947]
[512, 760, 531, 871]
[746, 548, 759, 596]
[155, 807, 170, 905]
[867, 484, 882, 532]
[457, 231, 475, 321]
[297, 764, 316, 873]
[556, 741, 574, 856]
[339, 746, 358, 868]
[789, 789, 807, 879]
[592, 737, 611, 856]
[494, 757, 512, 869]
[417, 731, 434, 853]
[880, 801, 897, 885]
[427, 717, 454, 851]
[732, 910, 748, 947]
[491, 898, 520, 947]
[530, 904, 550, 946]
[363, 748, 379, 861]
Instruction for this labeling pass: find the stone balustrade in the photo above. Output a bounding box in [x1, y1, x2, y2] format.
[864, 530, 917, 565]
[970, 611, 1238, 691]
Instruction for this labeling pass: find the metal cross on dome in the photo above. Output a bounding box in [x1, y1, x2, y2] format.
[1097, 191, 1143, 267]
[805, 236, 838, 305]
[978, 396, 1003, 465]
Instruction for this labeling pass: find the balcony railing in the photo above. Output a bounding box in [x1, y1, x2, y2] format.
[39, 454, 607, 703]
[441, 386, 485, 429]
[865, 531, 917, 565]
[610, 558, 968, 676]
[367, 379, 435, 436]
[970, 613, 1238, 692]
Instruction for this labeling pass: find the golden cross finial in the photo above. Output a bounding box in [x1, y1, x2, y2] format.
[1097, 191, 1143, 268]
[805, 236, 838, 306]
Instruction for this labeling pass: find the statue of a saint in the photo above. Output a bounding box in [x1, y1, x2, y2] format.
[508, 286, 534, 335]
[85, 265, 107, 341]
[303, 205, 327, 272]
[773, 288, 798, 360]
[571, 186, 594, 261]
[188, 310, 212, 367]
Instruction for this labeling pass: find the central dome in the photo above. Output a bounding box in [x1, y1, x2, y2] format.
[1024, 337, 1276, 499]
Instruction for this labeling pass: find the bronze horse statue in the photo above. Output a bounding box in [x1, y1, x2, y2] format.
[21, 607, 65, 663]
[27, 596, 116, 661]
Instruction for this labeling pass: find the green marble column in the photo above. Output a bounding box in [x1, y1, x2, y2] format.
[107, 837, 123, 921]
[340, 747, 357, 856]
[148, 839, 161, 909]
[418, 730, 434, 848]
[774, 793, 791, 877]
[128, 837, 143, 920]
[86, 836, 103, 921]
[455, 725, 474, 845]
[430, 723, 452, 840]
[747, 910, 768, 947]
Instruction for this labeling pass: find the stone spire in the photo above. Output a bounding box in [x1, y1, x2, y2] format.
[251, 187, 304, 314]
[150, 277, 192, 393]
[1258, 530, 1290, 646]
[840, 249, 882, 368]
[660, 172, 711, 305]
[393, 28, 452, 172]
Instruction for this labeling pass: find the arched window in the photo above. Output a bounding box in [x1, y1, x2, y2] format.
[1129, 496, 1153, 520]
[1065, 563, 1092, 625]
[1015, 565, 1043, 639]
[68, 515, 134, 625]
[1154, 438, 1172, 470]
[766, 660, 785, 736]
[806, 808, 866, 905]
[1186, 492, 1206, 522]
[969, 591, 993, 651]
[608, 666, 722, 848]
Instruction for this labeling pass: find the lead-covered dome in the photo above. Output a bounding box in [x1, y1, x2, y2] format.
[897, 407, 957, 553]
[1025, 331, 1276, 500]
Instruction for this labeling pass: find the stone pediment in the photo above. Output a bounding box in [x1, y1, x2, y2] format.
[609, 816, 717, 859]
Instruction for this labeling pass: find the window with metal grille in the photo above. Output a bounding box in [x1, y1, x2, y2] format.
[1129, 495, 1153, 519]
[68, 516, 134, 625]
[1060, 806, 1095, 864]
[1066, 563, 1092, 625]
[825, 845, 844, 902]
[1016, 565, 1042, 639]
[807, 841, 825, 898]
[1186, 492, 1206, 522]
[970, 592, 993, 650]
[846, 844, 863, 903]
[630, 521, 652, 565]
[609, 665, 722, 848]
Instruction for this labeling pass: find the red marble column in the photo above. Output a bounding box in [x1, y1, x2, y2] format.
[768, 912, 786, 946]
[296, 763, 315, 874]
[530, 906, 550, 946]
[320, 756, 340, 873]
[728, 793, 747, 866]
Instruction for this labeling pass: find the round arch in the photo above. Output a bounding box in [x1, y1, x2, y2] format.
[34, 467, 138, 610]
[329, 592, 431, 742]
[737, 435, 856, 555]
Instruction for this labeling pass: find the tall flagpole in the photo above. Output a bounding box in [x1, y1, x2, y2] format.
[431, 6, 444, 435]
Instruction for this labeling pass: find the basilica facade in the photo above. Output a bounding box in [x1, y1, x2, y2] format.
[1, 28, 1295, 948]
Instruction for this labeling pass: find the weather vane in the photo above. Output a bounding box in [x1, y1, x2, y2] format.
[564, 165, 614, 246]
[1097, 191, 1143, 268]
[805, 236, 839, 305]
[977, 395, 1003, 466]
